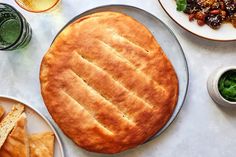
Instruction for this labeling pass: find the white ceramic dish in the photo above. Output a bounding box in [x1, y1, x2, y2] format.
[158, 0, 236, 41]
[0, 95, 64, 157]
[207, 66, 236, 107]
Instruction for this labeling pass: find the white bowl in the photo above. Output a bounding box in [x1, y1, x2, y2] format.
[207, 66, 236, 107]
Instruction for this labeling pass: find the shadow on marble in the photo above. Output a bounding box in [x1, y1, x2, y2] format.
[77, 140, 159, 157]
[181, 30, 236, 49]
[216, 105, 236, 118]
[167, 19, 236, 54]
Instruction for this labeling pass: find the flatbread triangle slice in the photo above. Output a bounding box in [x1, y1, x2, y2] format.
[0, 103, 24, 149]
[0, 113, 29, 157]
[29, 132, 54, 157]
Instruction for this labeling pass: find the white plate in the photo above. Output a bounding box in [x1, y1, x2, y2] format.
[158, 0, 236, 41]
[0, 95, 64, 157]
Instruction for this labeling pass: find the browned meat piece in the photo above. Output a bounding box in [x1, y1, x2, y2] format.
[231, 14, 236, 27]
[198, 0, 216, 7]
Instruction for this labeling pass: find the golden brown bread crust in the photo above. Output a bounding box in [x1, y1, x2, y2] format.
[0, 113, 29, 157]
[29, 132, 54, 157]
[0, 106, 4, 119]
[0, 104, 25, 149]
[40, 11, 178, 154]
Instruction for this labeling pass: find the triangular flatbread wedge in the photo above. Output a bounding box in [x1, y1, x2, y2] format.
[29, 132, 54, 157]
[0, 106, 4, 119]
[0, 113, 29, 157]
[0, 104, 24, 149]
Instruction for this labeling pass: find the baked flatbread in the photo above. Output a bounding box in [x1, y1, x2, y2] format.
[40, 11, 178, 153]
[0, 104, 24, 149]
[0, 113, 29, 157]
[29, 132, 54, 157]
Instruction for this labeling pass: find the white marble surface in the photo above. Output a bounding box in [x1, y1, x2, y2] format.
[1, 0, 236, 157]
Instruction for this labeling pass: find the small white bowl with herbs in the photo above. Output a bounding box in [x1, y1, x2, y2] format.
[208, 66, 236, 107]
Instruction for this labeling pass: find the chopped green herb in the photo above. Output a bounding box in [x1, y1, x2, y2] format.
[218, 70, 236, 102]
[176, 0, 187, 11]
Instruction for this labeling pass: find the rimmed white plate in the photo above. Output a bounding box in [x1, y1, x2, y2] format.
[158, 0, 236, 41]
[0, 95, 64, 157]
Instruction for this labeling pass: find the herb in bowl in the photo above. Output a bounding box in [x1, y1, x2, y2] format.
[218, 70, 236, 102]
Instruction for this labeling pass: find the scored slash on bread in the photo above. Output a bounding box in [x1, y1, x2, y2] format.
[0, 113, 29, 157]
[0, 106, 4, 119]
[29, 132, 55, 157]
[0, 104, 24, 149]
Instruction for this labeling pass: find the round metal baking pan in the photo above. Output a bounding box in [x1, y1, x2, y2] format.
[0, 95, 65, 157]
[52, 4, 189, 143]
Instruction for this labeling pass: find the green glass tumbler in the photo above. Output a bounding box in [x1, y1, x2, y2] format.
[0, 3, 32, 51]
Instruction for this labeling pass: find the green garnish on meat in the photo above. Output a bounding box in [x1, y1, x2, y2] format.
[176, 0, 187, 11]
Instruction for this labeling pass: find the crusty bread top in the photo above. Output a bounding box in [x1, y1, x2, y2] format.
[40, 11, 178, 153]
[0, 104, 24, 149]
[0, 106, 4, 119]
[29, 132, 54, 157]
[0, 113, 29, 157]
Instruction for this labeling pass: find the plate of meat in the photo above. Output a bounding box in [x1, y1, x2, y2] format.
[159, 0, 236, 41]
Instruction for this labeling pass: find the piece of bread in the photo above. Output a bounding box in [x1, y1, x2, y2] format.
[40, 11, 178, 153]
[0, 104, 24, 149]
[29, 132, 54, 157]
[0, 113, 29, 157]
[0, 106, 4, 119]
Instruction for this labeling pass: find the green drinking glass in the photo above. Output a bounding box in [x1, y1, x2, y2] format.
[0, 3, 32, 51]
